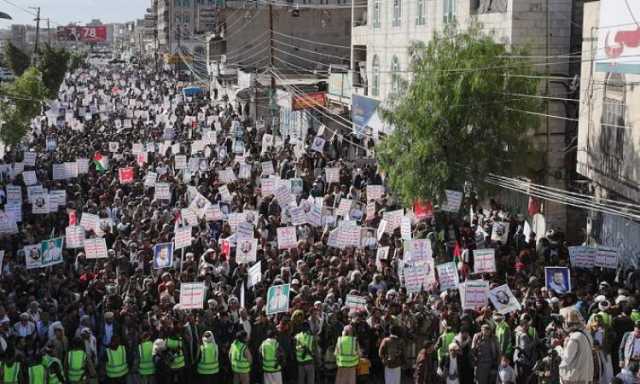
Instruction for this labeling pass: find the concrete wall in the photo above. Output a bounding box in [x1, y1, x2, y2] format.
[577, 1, 640, 204]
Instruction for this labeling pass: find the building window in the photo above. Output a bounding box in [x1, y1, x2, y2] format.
[392, 0, 402, 27]
[600, 72, 626, 174]
[416, 0, 426, 25]
[372, 0, 381, 28]
[372, 55, 380, 97]
[391, 56, 401, 93]
[443, 0, 456, 23]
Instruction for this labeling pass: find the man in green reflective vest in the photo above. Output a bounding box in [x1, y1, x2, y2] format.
[136, 332, 155, 384]
[295, 322, 317, 384]
[166, 330, 186, 383]
[260, 328, 284, 384]
[229, 330, 252, 384]
[437, 323, 457, 363]
[27, 354, 46, 384]
[104, 336, 128, 384]
[66, 337, 95, 384]
[334, 325, 360, 384]
[2, 352, 21, 384]
[196, 331, 220, 383]
[42, 343, 66, 384]
[493, 313, 513, 360]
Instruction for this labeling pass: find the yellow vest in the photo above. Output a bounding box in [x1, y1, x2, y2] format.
[230, 340, 250, 374]
[336, 336, 359, 368]
[106, 345, 128, 378]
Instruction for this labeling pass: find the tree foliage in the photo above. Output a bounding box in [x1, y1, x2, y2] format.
[38, 44, 70, 99]
[0, 67, 47, 147]
[3, 42, 30, 77]
[376, 26, 542, 207]
[68, 51, 87, 72]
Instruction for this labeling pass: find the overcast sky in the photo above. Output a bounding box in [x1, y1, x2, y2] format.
[0, 0, 148, 27]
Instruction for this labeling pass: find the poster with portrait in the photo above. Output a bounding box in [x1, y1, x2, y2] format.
[236, 238, 258, 264]
[545, 267, 571, 294]
[24, 244, 43, 269]
[40, 237, 64, 267]
[31, 190, 50, 214]
[311, 136, 325, 153]
[266, 284, 290, 315]
[491, 222, 510, 244]
[489, 284, 521, 314]
[153, 242, 174, 270]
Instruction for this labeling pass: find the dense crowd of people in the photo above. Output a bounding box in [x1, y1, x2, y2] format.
[0, 61, 638, 384]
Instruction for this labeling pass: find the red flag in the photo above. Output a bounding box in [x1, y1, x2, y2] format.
[413, 200, 433, 220]
[68, 210, 77, 226]
[221, 239, 231, 260]
[528, 197, 541, 217]
[453, 241, 462, 259]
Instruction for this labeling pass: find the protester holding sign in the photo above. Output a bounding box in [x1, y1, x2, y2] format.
[0, 59, 628, 384]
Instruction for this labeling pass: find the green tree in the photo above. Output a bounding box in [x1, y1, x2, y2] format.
[68, 51, 87, 72]
[38, 44, 70, 99]
[3, 42, 31, 77]
[0, 67, 47, 148]
[376, 26, 542, 206]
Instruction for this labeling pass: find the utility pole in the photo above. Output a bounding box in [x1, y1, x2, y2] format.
[31, 7, 41, 59]
[268, 2, 276, 135]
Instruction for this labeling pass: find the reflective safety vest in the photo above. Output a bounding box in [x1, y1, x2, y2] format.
[437, 331, 456, 362]
[42, 355, 65, 384]
[106, 345, 129, 378]
[197, 343, 220, 375]
[2, 362, 20, 384]
[229, 340, 250, 374]
[28, 364, 46, 384]
[496, 321, 513, 356]
[260, 338, 281, 373]
[138, 341, 155, 376]
[166, 337, 185, 370]
[67, 350, 86, 383]
[295, 332, 314, 364]
[631, 310, 640, 323]
[336, 336, 359, 368]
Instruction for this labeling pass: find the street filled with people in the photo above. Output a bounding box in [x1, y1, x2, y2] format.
[0, 61, 638, 384]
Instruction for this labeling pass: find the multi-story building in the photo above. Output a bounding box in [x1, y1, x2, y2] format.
[348, 0, 579, 232]
[206, 5, 351, 135]
[157, 0, 221, 53]
[576, 0, 640, 265]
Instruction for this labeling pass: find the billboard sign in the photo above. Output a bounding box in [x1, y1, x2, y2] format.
[57, 26, 107, 43]
[596, 0, 640, 74]
[291, 92, 326, 111]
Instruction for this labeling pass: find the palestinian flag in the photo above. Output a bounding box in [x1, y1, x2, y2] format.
[93, 152, 109, 172]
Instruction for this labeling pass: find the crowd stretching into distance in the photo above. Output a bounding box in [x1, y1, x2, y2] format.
[0, 62, 638, 384]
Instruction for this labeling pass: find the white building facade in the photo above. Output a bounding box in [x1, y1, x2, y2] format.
[350, 0, 577, 231]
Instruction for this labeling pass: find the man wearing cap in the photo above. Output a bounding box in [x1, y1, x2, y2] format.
[335, 325, 360, 384]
